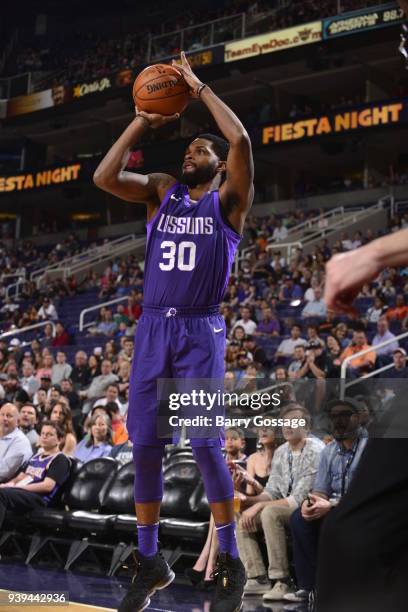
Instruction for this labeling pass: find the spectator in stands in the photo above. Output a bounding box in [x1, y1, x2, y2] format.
[40, 323, 54, 346]
[19, 362, 40, 399]
[339, 330, 376, 376]
[279, 276, 303, 301]
[306, 324, 325, 348]
[386, 293, 408, 322]
[52, 322, 71, 347]
[118, 337, 134, 361]
[117, 360, 131, 400]
[19, 403, 40, 452]
[110, 437, 133, 465]
[333, 322, 349, 349]
[80, 359, 119, 414]
[88, 354, 101, 378]
[70, 351, 92, 391]
[288, 345, 307, 379]
[242, 336, 267, 370]
[60, 378, 80, 413]
[301, 287, 327, 319]
[366, 295, 387, 324]
[272, 220, 288, 242]
[300, 342, 329, 380]
[74, 413, 113, 463]
[36, 354, 54, 382]
[325, 336, 342, 377]
[103, 401, 128, 445]
[233, 306, 257, 335]
[237, 404, 324, 600]
[276, 325, 307, 359]
[49, 402, 77, 456]
[51, 351, 72, 386]
[33, 388, 48, 416]
[286, 398, 367, 605]
[37, 297, 58, 322]
[95, 308, 117, 336]
[3, 375, 30, 407]
[0, 420, 70, 528]
[0, 403, 33, 483]
[113, 303, 130, 328]
[254, 307, 280, 336]
[372, 317, 399, 361]
[385, 348, 408, 378]
[92, 382, 124, 413]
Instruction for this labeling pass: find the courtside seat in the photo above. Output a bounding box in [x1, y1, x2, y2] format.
[64, 457, 119, 533]
[103, 462, 139, 536]
[159, 460, 209, 542]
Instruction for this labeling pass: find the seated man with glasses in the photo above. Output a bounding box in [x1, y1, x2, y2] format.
[284, 397, 367, 607]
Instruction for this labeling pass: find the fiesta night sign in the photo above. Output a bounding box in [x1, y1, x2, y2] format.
[262, 102, 404, 145]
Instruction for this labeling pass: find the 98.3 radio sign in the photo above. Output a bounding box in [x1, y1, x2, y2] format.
[323, 2, 406, 39]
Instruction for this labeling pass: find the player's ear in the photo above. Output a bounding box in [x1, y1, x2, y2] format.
[217, 160, 227, 174]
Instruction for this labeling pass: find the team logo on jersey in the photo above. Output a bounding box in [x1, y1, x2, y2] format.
[157, 214, 214, 235]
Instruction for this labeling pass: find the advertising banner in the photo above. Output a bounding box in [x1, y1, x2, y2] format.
[224, 21, 322, 63]
[261, 100, 406, 145]
[0, 163, 81, 194]
[322, 2, 405, 39]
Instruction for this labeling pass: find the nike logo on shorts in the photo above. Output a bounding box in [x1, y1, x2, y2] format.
[214, 328, 224, 333]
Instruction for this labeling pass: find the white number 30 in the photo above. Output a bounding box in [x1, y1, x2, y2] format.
[159, 240, 196, 271]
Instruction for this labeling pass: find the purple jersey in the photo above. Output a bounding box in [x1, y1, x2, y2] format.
[143, 182, 241, 307]
[25, 451, 61, 503]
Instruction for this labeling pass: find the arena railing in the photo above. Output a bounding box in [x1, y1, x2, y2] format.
[340, 330, 408, 399]
[0, 320, 56, 342]
[79, 296, 131, 332]
[148, 12, 247, 62]
[31, 234, 140, 286]
[5, 278, 29, 300]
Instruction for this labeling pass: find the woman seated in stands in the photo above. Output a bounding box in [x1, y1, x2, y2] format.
[74, 413, 113, 463]
[185, 427, 248, 590]
[49, 400, 77, 456]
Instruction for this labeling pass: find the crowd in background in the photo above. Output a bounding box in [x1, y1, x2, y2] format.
[2, 0, 377, 88]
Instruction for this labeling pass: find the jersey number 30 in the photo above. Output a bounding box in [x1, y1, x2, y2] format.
[159, 240, 196, 271]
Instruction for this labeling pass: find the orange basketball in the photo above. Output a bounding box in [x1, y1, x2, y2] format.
[133, 64, 190, 116]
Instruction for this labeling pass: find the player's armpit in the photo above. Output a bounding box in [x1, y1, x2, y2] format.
[219, 135, 254, 235]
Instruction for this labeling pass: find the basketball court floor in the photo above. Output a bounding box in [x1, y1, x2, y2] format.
[0, 562, 289, 611]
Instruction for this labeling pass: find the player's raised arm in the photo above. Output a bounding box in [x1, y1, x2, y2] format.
[93, 110, 179, 218]
[175, 52, 254, 234]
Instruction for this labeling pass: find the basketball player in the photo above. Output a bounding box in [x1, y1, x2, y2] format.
[94, 52, 253, 612]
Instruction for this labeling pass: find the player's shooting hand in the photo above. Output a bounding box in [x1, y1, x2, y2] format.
[135, 107, 180, 129]
[172, 51, 204, 98]
[324, 248, 381, 316]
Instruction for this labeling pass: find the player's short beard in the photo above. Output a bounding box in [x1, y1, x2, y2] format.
[181, 164, 217, 187]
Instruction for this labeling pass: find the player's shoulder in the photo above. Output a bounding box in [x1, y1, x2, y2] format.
[148, 173, 178, 200]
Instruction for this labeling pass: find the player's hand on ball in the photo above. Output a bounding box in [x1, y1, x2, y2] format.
[135, 107, 180, 129]
[172, 51, 204, 98]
